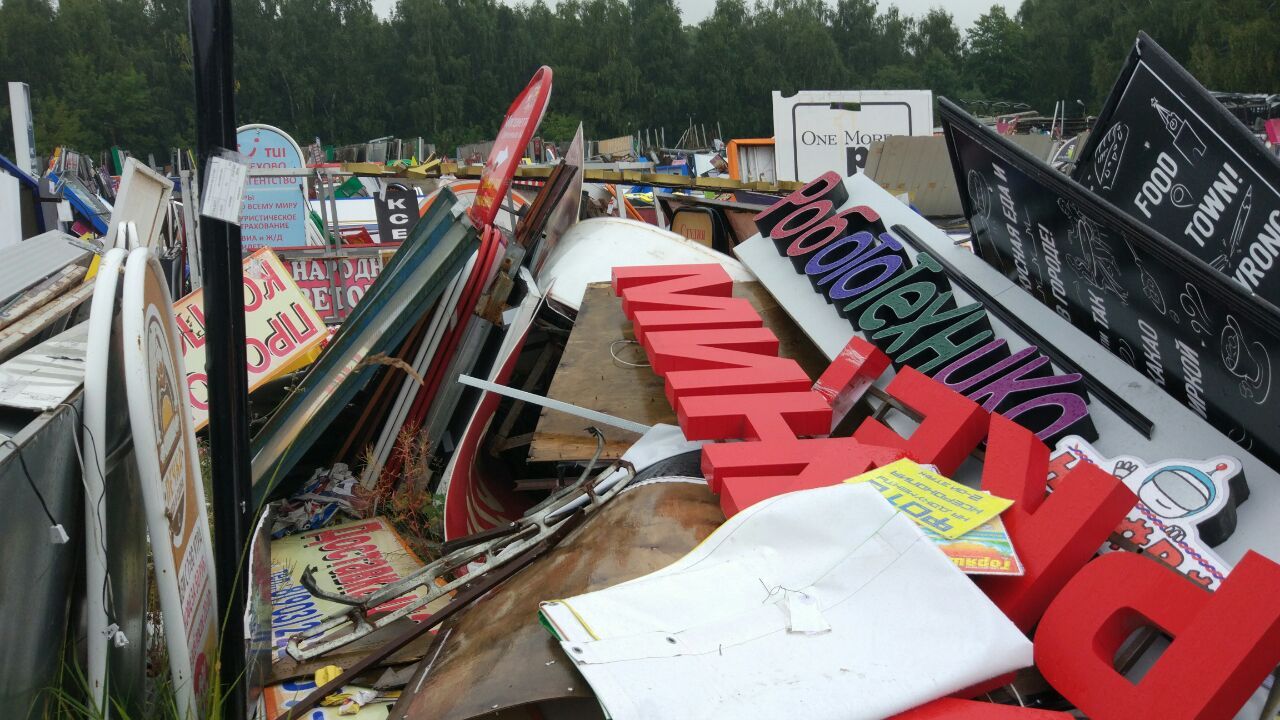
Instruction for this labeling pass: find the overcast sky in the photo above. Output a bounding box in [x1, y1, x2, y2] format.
[370, 0, 1022, 30]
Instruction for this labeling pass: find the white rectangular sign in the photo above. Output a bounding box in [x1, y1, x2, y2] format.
[772, 90, 933, 182]
[0, 172, 20, 247]
[7, 82, 35, 176]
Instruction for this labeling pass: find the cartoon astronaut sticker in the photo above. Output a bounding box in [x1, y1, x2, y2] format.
[1048, 437, 1244, 590]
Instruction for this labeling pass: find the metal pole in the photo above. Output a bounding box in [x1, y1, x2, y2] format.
[187, 0, 252, 717]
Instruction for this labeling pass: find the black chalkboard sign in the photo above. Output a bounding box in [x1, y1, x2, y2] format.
[1074, 32, 1280, 303]
[940, 97, 1280, 468]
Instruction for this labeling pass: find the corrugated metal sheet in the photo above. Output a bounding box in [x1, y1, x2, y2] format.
[0, 230, 92, 305]
[864, 133, 1060, 218]
[864, 136, 962, 217]
[0, 321, 87, 410]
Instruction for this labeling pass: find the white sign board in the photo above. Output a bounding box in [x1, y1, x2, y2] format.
[123, 248, 217, 717]
[108, 158, 175, 249]
[0, 172, 20, 247]
[772, 90, 933, 182]
[7, 82, 35, 176]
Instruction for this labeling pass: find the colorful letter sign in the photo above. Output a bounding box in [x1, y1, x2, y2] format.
[174, 248, 326, 429]
[751, 171, 1097, 445]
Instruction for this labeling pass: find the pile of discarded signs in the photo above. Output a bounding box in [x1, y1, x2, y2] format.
[4, 33, 1280, 720]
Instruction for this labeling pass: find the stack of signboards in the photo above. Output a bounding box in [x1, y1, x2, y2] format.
[940, 31, 1280, 481]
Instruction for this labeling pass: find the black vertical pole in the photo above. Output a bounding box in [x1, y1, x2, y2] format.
[188, 1, 251, 717]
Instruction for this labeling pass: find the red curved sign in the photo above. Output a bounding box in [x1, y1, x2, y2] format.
[469, 66, 553, 228]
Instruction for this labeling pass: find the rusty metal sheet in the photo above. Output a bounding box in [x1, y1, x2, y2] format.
[392, 479, 724, 720]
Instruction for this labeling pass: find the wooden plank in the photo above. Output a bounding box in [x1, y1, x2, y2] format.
[0, 265, 83, 331]
[528, 281, 827, 464]
[0, 281, 93, 363]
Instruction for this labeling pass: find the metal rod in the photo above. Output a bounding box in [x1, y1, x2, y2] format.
[187, 0, 252, 716]
[456, 374, 652, 434]
[327, 168, 347, 316]
[315, 171, 342, 321]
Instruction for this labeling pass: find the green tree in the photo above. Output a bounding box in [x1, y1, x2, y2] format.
[2, 0, 1277, 161]
[1190, 0, 1277, 93]
[965, 5, 1029, 102]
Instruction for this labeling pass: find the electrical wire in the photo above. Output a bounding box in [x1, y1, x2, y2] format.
[58, 401, 119, 624]
[2, 438, 58, 527]
[608, 339, 650, 368]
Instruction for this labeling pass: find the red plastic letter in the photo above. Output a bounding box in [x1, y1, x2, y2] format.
[753, 171, 849, 239]
[611, 264, 762, 342]
[642, 327, 811, 403]
[1036, 551, 1280, 720]
[977, 414, 1136, 631]
[853, 367, 989, 476]
[643, 327, 780, 375]
[703, 437, 905, 516]
[677, 391, 832, 442]
[812, 336, 891, 430]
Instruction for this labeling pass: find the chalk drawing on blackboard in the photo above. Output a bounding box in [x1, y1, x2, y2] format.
[967, 170, 993, 221]
[1211, 185, 1254, 273]
[1169, 183, 1194, 208]
[1140, 267, 1179, 323]
[1091, 122, 1130, 190]
[1227, 423, 1253, 450]
[1179, 282, 1213, 337]
[1125, 239, 1180, 323]
[1117, 337, 1137, 368]
[1221, 314, 1271, 404]
[1151, 97, 1207, 165]
[1058, 198, 1129, 303]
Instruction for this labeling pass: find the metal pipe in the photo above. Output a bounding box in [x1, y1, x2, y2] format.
[187, 0, 252, 716]
[456, 374, 652, 434]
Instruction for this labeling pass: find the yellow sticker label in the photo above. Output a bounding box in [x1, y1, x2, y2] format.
[845, 459, 1013, 540]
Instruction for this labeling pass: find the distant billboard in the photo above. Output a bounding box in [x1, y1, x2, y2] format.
[772, 90, 933, 182]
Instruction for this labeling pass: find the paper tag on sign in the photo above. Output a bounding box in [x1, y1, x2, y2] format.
[200, 152, 249, 225]
[784, 590, 831, 635]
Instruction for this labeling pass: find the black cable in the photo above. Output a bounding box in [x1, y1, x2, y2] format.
[3, 439, 58, 527]
[58, 401, 118, 622]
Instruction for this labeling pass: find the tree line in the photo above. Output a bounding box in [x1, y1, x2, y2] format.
[0, 0, 1277, 160]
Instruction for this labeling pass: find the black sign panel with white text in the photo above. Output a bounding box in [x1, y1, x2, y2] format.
[941, 98, 1280, 468]
[1074, 33, 1280, 303]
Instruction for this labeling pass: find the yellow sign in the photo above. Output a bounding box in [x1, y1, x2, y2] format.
[174, 248, 326, 430]
[672, 209, 715, 247]
[845, 459, 1012, 540]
